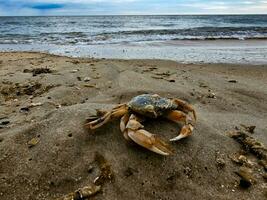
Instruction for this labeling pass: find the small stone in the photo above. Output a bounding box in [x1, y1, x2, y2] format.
[228, 80, 237, 83]
[207, 92, 216, 99]
[30, 102, 42, 107]
[70, 69, 79, 73]
[84, 77, 91, 82]
[167, 79, 175, 82]
[0, 120, 10, 125]
[20, 107, 30, 112]
[77, 76, 82, 81]
[27, 137, 40, 148]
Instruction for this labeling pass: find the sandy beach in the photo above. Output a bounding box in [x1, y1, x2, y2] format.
[0, 52, 267, 199]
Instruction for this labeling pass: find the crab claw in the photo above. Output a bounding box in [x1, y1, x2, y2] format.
[127, 129, 174, 155]
[123, 114, 174, 156]
[165, 110, 195, 142]
[170, 124, 194, 141]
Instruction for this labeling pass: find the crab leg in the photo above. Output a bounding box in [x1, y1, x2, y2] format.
[85, 104, 128, 129]
[122, 114, 174, 156]
[173, 99, 196, 121]
[165, 110, 195, 141]
[120, 113, 131, 141]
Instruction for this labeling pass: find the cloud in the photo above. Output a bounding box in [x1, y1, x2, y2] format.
[0, 0, 266, 15]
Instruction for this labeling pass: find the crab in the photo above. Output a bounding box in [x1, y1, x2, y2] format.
[85, 94, 196, 156]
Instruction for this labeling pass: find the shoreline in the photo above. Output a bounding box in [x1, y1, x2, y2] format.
[1, 39, 267, 65]
[0, 50, 267, 67]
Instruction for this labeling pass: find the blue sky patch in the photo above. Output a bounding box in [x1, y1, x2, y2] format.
[31, 3, 64, 10]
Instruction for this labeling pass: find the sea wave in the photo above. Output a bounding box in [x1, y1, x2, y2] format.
[100, 26, 267, 36]
[171, 36, 267, 40]
[40, 32, 88, 37]
[1, 17, 267, 45]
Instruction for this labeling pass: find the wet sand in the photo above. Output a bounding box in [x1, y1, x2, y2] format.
[1, 39, 267, 64]
[0, 52, 267, 200]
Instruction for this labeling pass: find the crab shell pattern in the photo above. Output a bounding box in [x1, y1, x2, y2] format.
[85, 94, 196, 156]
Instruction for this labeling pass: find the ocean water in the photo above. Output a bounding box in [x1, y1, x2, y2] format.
[0, 15, 267, 64]
[0, 15, 267, 45]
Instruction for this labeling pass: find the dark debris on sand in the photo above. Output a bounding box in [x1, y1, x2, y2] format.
[0, 82, 57, 100]
[227, 130, 267, 163]
[93, 152, 114, 186]
[227, 128, 267, 190]
[23, 67, 53, 76]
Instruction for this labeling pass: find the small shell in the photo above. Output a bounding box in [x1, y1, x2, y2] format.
[56, 184, 101, 200]
[78, 185, 101, 198]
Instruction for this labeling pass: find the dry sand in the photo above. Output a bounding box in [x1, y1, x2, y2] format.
[0, 52, 266, 200]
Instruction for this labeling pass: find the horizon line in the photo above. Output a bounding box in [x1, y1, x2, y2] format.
[1, 13, 267, 17]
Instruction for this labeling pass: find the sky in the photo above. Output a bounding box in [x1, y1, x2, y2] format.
[0, 0, 267, 16]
